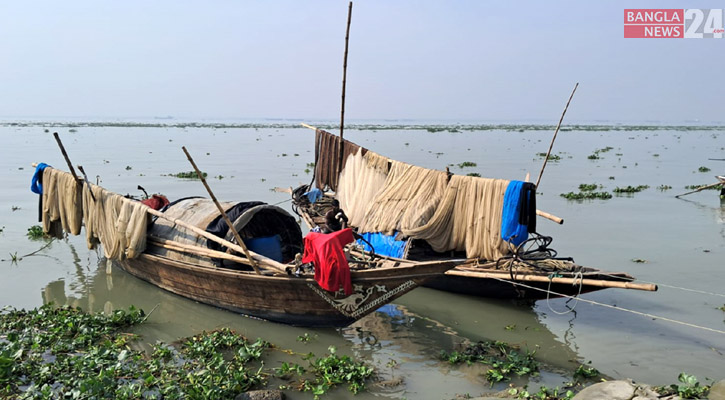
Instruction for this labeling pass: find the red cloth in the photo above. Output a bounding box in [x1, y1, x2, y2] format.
[302, 228, 354, 295]
[140, 195, 170, 211]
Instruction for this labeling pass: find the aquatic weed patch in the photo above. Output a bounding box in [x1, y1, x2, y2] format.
[537, 153, 561, 161]
[577, 183, 599, 192]
[274, 346, 374, 399]
[441, 340, 539, 386]
[0, 305, 377, 399]
[26, 225, 46, 240]
[559, 191, 612, 200]
[164, 171, 208, 179]
[0, 305, 272, 399]
[656, 373, 710, 399]
[613, 185, 649, 194]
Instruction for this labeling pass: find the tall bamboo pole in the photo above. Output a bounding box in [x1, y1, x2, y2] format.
[535, 83, 579, 189]
[181, 146, 261, 274]
[338, 1, 353, 181]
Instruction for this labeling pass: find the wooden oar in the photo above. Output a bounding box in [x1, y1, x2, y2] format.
[675, 181, 724, 198]
[181, 146, 261, 274]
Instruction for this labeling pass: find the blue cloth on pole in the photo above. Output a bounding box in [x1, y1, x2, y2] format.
[303, 188, 323, 203]
[356, 231, 407, 258]
[501, 180, 529, 246]
[30, 163, 50, 194]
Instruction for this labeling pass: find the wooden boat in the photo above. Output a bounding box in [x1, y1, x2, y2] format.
[33, 166, 456, 327]
[290, 127, 657, 300]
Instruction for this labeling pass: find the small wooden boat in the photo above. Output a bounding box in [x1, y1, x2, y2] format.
[32, 166, 456, 327]
[291, 126, 657, 300]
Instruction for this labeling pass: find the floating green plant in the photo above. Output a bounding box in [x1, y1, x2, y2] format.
[26, 225, 45, 240]
[578, 183, 598, 192]
[441, 340, 539, 386]
[657, 185, 672, 191]
[466, 172, 481, 177]
[166, 171, 207, 179]
[537, 153, 561, 161]
[697, 166, 711, 172]
[300, 346, 374, 397]
[573, 364, 600, 379]
[560, 191, 612, 200]
[457, 161, 477, 168]
[656, 373, 710, 399]
[613, 185, 649, 193]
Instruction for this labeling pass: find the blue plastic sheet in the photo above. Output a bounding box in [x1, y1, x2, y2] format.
[356, 231, 407, 258]
[244, 235, 283, 262]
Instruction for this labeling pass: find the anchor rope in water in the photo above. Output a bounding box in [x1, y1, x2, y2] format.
[545, 271, 584, 315]
[490, 276, 725, 335]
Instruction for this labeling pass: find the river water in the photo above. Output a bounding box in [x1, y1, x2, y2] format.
[0, 124, 723, 398]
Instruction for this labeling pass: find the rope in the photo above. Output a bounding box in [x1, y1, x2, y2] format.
[490, 276, 725, 335]
[545, 271, 583, 315]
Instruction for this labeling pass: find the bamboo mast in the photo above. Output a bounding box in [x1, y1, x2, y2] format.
[535, 83, 579, 189]
[181, 146, 261, 274]
[338, 1, 353, 181]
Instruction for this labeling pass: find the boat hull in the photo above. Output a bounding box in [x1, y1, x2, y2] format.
[118, 253, 453, 327]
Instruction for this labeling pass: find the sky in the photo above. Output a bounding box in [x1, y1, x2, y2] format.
[0, 1, 723, 124]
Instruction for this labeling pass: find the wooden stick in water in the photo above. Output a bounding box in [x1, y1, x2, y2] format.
[338, 1, 354, 179]
[53, 132, 81, 182]
[181, 146, 261, 274]
[675, 181, 724, 198]
[535, 83, 579, 189]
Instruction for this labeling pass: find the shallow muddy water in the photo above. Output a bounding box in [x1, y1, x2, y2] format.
[0, 123, 723, 398]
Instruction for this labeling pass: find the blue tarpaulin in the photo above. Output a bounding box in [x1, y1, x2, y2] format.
[356, 231, 407, 258]
[501, 180, 529, 247]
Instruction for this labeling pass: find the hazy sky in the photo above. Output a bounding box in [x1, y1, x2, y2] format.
[1, 1, 723, 123]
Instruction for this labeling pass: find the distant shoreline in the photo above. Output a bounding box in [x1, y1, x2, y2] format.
[2, 120, 724, 132]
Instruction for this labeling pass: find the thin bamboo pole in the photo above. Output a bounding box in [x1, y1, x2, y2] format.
[52, 132, 81, 182]
[450, 269, 657, 292]
[140, 203, 287, 274]
[535, 83, 579, 189]
[338, 1, 352, 153]
[147, 237, 286, 276]
[338, 1, 353, 180]
[675, 181, 724, 198]
[181, 146, 261, 274]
